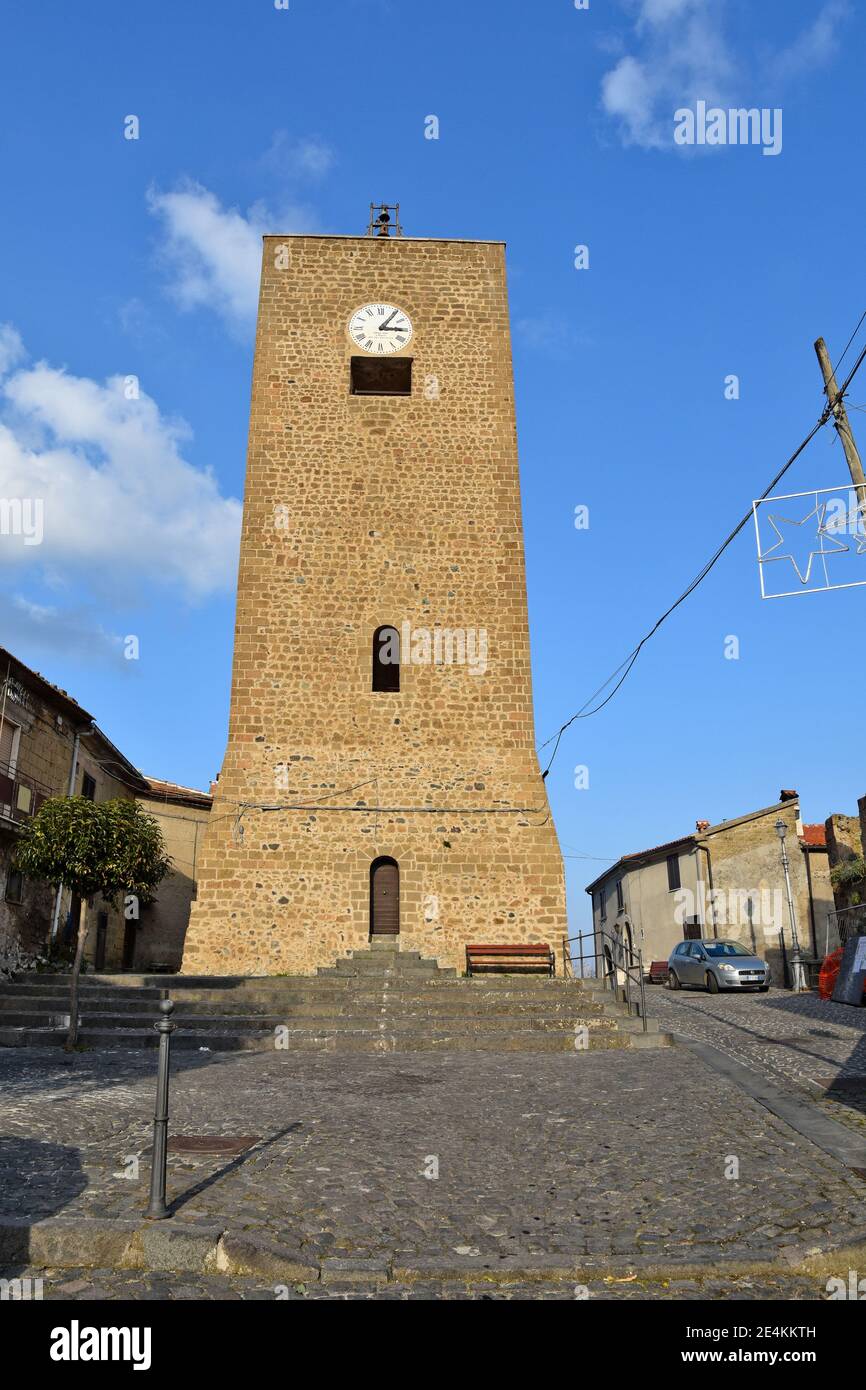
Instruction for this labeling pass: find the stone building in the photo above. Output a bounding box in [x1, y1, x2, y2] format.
[133, 778, 212, 971]
[585, 791, 835, 987]
[182, 227, 567, 976]
[0, 647, 143, 966]
[824, 805, 865, 914]
[0, 647, 209, 971]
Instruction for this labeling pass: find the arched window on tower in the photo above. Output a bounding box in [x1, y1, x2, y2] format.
[372, 625, 400, 693]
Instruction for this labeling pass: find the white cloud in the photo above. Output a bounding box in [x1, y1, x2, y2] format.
[772, 0, 851, 83]
[601, 1, 734, 151]
[601, 55, 662, 149]
[147, 179, 317, 336]
[516, 313, 590, 357]
[260, 131, 336, 180]
[0, 324, 26, 377]
[0, 594, 127, 668]
[638, 0, 696, 26]
[600, 0, 850, 151]
[0, 335, 241, 601]
[147, 182, 266, 335]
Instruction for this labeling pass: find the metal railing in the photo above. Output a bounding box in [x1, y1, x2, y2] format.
[829, 903, 866, 946]
[0, 758, 54, 825]
[562, 927, 648, 1033]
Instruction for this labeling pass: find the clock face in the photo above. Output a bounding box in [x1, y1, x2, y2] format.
[348, 303, 413, 355]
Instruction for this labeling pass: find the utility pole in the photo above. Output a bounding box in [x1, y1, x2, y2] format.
[814, 336, 866, 533]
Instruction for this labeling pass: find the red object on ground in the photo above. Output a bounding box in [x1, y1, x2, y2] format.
[649, 961, 669, 984]
[818, 948, 844, 1000]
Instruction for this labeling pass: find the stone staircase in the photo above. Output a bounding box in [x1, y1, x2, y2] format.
[0, 941, 672, 1052]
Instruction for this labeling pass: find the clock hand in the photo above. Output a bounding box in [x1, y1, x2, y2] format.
[379, 310, 399, 329]
[379, 324, 407, 331]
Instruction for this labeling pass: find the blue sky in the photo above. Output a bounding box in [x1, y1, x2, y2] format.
[1, 0, 864, 930]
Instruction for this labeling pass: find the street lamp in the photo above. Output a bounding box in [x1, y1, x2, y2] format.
[775, 817, 806, 991]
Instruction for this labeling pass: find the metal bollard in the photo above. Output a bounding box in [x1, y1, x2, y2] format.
[145, 996, 176, 1220]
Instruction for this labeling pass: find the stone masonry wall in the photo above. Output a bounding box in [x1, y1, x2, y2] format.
[182, 235, 567, 975]
[133, 797, 210, 971]
[701, 803, 818, 980]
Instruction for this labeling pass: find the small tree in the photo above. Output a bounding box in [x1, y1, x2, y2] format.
[13, 796, 171, 1047]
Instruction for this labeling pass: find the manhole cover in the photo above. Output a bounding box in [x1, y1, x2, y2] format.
[170, 1136, 259, 1156]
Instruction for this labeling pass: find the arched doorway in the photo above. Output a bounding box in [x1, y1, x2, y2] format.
[624, 922, 634, 969]
[370, 857, 399, 936]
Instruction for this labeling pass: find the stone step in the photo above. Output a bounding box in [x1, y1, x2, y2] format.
[6, 981, 167, 1000]
[0, 1008, 628, 1034]
[0, 995, 612, 1022]
[0, 1025, 672, 1053]
[316, 964, 456, 979]
[0, 961, 654, 1055]
[344, 948, 442, 966]
[0, 979, 605, 1005]
[13, 968, 606, 991]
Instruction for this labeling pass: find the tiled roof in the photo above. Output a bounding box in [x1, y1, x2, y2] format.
[801, 822, 827, 848]
[143, 776, 212, 808]
[0, 645, 95, 723]
[584, 835, 695, 892]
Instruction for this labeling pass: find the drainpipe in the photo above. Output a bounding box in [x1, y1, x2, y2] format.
[803, 846, 819, 959]
[48, 724, 85, 948]
[697, 841, 717, 938]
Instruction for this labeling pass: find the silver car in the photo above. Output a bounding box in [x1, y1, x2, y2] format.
[668, 939, 771, 994]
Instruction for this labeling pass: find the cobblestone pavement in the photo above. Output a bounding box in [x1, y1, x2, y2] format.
[643, 986, 866, 1133]
[0, 1266, 833, 1300]
[1, 1047, 864, 1274]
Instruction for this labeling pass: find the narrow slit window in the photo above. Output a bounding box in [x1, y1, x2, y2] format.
[372, 625, 400, 692]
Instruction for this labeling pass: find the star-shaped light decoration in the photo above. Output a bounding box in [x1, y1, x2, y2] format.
[762, 500, 849, 585]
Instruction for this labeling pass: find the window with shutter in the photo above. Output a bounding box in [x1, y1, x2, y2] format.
[0, 717, 18, 772]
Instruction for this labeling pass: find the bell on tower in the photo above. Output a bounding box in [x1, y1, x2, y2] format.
[367, 202, 402, 237]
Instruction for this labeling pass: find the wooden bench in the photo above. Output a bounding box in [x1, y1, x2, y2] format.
[648, 960, 669, 985]
[465, 943, 555, 977]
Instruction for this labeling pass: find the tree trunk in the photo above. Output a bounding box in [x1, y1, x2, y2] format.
[65, 899, 90, 1050]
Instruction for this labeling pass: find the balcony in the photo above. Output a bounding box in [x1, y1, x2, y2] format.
[0, 759, 55, 829]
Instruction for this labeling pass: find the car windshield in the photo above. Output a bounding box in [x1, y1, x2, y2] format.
[703, 941, 752, 957]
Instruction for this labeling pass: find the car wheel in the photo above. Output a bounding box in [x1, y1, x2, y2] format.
[668, 969, 681, 991]
[706, 972, 720, 994]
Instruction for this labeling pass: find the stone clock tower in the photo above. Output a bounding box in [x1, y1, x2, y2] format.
[181, 222, 568, 976]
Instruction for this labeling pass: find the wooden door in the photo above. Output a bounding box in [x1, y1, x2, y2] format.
[122, 922, 136, 970]
[370, 858, 399, 935]
[94, 912, 108, 971]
